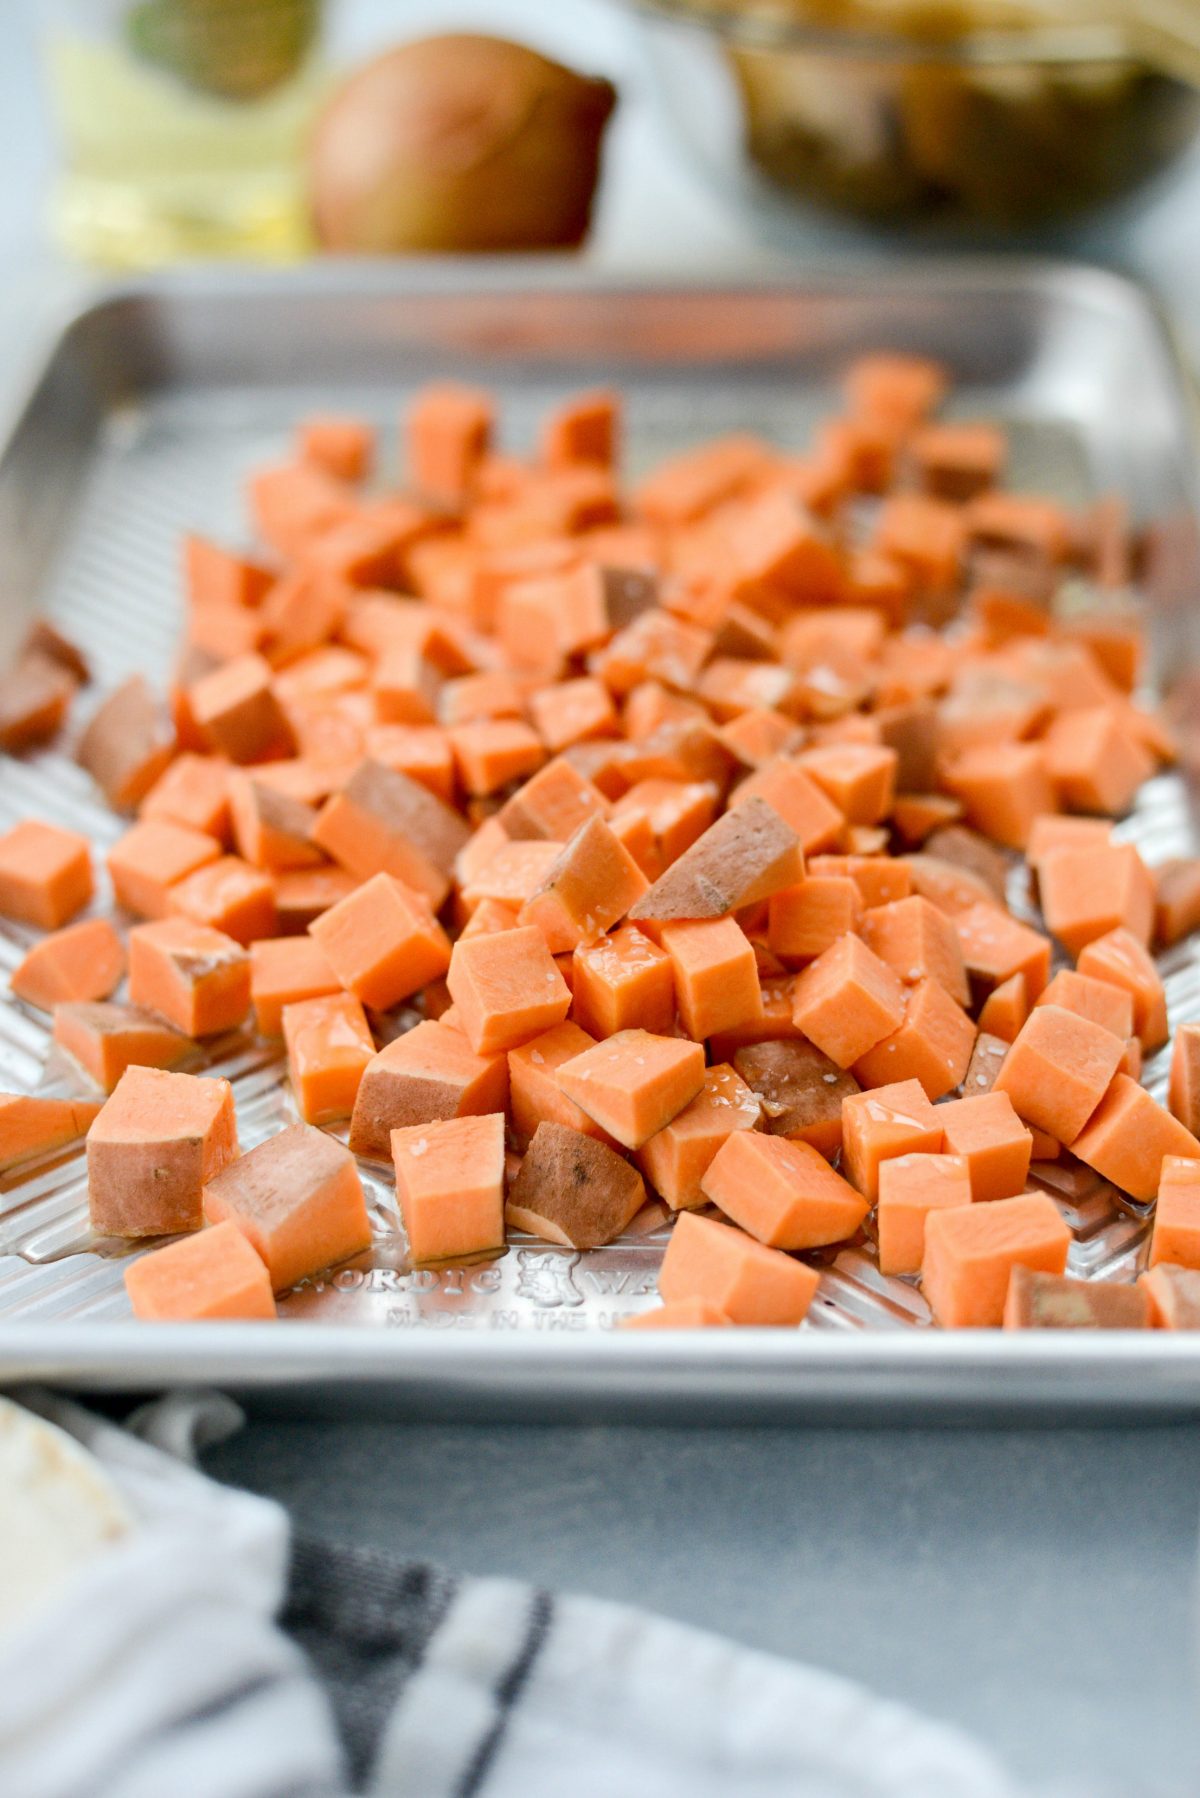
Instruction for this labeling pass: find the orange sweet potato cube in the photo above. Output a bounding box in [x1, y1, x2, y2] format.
[1034, 969, 1133, 1040]
[284, 991, 374, 1125]
[701, 1130, 867, 1250]
[310, 872, 450, 1011]
[555, 1028, 705, 1150]
[205, 1122, 371, 1290]
[540, 388, 618, 468]
[859, 894, 970, 1007]
[0, 820, 93, 930]
[529, 677, 618, 754]
[77, 674, 175, 811]
[936, 1090, 1032, 1202]
[1169, 1023, 1200, 1136]
[798, 743, 896, 826]
[1042, 705, 1153, 816]
[507, 1021, 615, 1148]
[1142, 1263, 1200, 1328]
[124, 1221, 276, 1322]
[571, 925, 676, 1038]
[841, 1077, 943, 1201]
[505, 1121, 645, 1249]
[189, 653, 295, 764]
[853, 977, 975, 1099]
[519, 816, 648, 953]
[1071, 1075, 1200, 1202]
[659, 1210, 819, 1325]
[767, 876, 863, 964]
[108, 819, 223, 920]
[461, 841, 562, 913]
[658, 916, 762, 1041]
[391, 1112, 505, 1264]
[297, 413, 374, 483]
[994, 1004, 1124, 1146]
[311, 760, 468, 909]
[1039, 843, 1154, 957]
[54, 1000, 195, 1092]
[273, 866, 360, 935]
[139, 753, 232, 841]
[943, 742, 1056, 851]
[876, 1152, 973, 1276]
[975, 972, 1028, 1044]
[249, 935, 341, 1035]
[88, 1066, 238, 1237]
[228, 774, 325, 873]
[10, 918, 125, 1011]
[923, 1192, 1071, 1327]
[349, 1017, 507, 1157]
[449, 719, 545, 796]
[636, 1063, 760, 1209]
[168, 854, 277, 946]
[407, 383, 492, 506]
[791, 933, 906, 1069]
[446, 925, 571, 1056]
[1076, 927, 1168, 1050]
[0, 1094, 102, 1172]
[1150, 1156, 1200, 1268]
[128, 918, 250, 1038]
[497, 756, 609, 842]
[608, 780, 716, 882]
[954, 903, 1051, 1003]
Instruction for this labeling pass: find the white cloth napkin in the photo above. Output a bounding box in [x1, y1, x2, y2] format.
[0, 1391, 1036, 1798]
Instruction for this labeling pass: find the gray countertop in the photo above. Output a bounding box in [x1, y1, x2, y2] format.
[4, 2, 1200, 1792]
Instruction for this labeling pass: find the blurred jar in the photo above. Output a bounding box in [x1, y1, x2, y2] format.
[633, 1, 1200, 233]
[42, 0, 328, 266]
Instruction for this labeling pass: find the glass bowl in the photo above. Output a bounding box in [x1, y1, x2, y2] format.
[630, 0, 1200, 231]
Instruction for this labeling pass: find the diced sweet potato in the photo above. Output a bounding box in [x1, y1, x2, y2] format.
[349, 1017, 507, 1157]
[954, 903, 1050, 1003]
[190, 653, 296, 764]
[205, 1121, 370, 1289]
[139, 753, 232, 841]
[1169, 1023, 1200, 1137]
[407, 383, 492, 506]
[392, 1111, 505, 1264]
[791, 933, 906, 1069]
[10, 919, 125, 1011]
[284, 991, 375, 1125]
[309, 872, 450, 1011]
[877, 1152, 973, 1276]
[519, 815, 647, 952]
[1003, 1266, 1150, 1330]
[658, 916, 762, 1040]
[168, 855, 277, 946]
[658, 1210, 819, 1325]
[77, 675, 175, 810]
[249, 935, 341, 1035]
[767, 876, 862, 964]
[1071, 1075, 1200, 1202]
[1142, 1264, 1200, 1329]
[1039, 843, 1154, 956]
[446, 925, 571, 1056]
[54, 1001, 195, 1092]
[732, 1038, 858, 1159]
[228, 773, 325, 872]
[1149, 1156, 1200, 1268]
[1034, 969, 1133, 1040]
[125, 1220, 276, 1322]
[273, 865, 360, 935]
[923, 1191, 1070, 1327]
[555, 1028, 705, 1150]
[701, 1131, 867, 1250]
[108, 819, 222, 921]
[0, 652, 75, 752]
[311, 760, 468, 908]
[88, 1066, 238, 1237]
[497, 756, 609, 842]
[859, 894, 970, 1007]
[571, 925, 675, 1038]
[505, 1120, 645, 1248]
[976, 972, 1028, 1044]
[1075, 928, 1168, 1051]
[636, 1063, 760, 1209]
[128, 918, 250, 1038]
[841, 1077, 943, 1201]
[936, 1090, 1032, 1202]
[620, 1300, 732, 1329]
[0, 1093, 102, 1171]
[0, 821, 93, 930]
[628, 797, 803, 921]
[507, 1021, 613, 1148]
[994, 1004, 1124, 1146]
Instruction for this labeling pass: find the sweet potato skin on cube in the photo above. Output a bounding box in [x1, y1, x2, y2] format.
[349, 1018, 507, 1158]
[923, 1192, 1071, 1327]
[505, 1121, 646, 1249]
[87, 1067, 238, 1239]
[628, 797, 803, 921]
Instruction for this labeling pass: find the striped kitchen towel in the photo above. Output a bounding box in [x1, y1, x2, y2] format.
[0, 1391, 1037, 1798]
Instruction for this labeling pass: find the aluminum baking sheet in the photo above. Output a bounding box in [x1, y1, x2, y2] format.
[2, 260, 1199, 1418]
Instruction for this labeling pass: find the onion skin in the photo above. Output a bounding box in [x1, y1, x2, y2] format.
[308, 35, 618, 253]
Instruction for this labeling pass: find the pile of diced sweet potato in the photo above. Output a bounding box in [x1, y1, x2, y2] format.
[2, 353, 1200, 1331]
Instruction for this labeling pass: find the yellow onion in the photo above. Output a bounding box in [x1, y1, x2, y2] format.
[308, 35, 617, 253]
